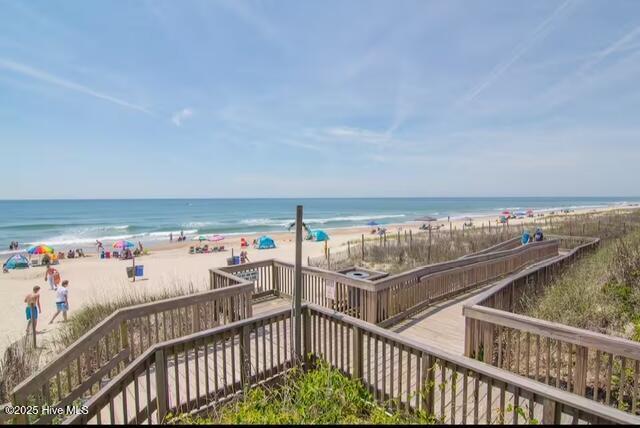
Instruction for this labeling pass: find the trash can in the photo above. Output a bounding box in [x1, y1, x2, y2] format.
[226, 257, 234, 266]
[233, 256, 240, 265]
[126, 266, 135, 278]
[135, 265, 144, 277]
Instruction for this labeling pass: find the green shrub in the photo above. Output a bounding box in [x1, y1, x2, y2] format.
[166, 362, 435, 425]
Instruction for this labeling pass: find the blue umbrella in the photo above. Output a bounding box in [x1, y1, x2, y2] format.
[366, 221, 379, 226]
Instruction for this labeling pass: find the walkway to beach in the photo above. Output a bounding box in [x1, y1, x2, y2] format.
[389, 252, 568, 355]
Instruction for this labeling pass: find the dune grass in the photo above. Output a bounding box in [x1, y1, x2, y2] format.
[51, 281, 198, 353]
[166, 361, 436, 425]
[524, 228, 640, 340]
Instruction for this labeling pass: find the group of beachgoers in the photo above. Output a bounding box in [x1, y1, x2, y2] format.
[24, 263, 71, 335]
[8, 241, 20, 250]
[96, 240, 144, 259]
[522, 228, 544, 245]
[169, 231, 187, 242]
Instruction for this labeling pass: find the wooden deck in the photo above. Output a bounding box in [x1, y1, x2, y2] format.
[390, 283, 496, 355]
[83, 252, 588, 424]
[390, 254, 568, 355]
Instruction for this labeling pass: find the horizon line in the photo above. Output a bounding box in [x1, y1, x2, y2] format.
[1, 196, 639, 202]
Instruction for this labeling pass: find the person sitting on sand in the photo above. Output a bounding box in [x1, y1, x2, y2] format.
[25, 286, 42, 334]
[49, 280, 70, 324]
[67, 249, 75, 259]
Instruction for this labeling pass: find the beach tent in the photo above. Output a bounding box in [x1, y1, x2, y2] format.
[4, 254, 29, 270]
[366, 221, 379, 226]
[255, 236, 276, 249]
[312, 230, 330, 242]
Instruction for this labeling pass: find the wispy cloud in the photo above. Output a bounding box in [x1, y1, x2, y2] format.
[323, 126, 391, 146]
[457, 0, 575, 106]
[171, 108, 193, 126]
[575, 25, 640, 77]
[0, 58, 151, 114]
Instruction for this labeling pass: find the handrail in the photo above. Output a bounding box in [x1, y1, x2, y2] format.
[11, 282, 254, 424]
[374, 240, 559, 292]
[461, 236, 640, 415]
[464, 236, 598, 308]
[64, 303, 640, 425]
[464, 305, 640, 361]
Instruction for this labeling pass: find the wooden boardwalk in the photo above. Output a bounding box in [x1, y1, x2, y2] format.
[390, 283, 496, 355]
[390, 254, 568, 355]
[86, 253, 578, 424]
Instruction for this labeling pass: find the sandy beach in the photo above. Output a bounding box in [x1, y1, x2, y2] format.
[1, 204, 637, 352]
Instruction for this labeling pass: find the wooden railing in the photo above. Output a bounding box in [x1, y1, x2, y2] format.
[11, 284, 254, 425]
[64, 304, 639, 425]
[461, 237, 640, 415]
[374, 240, 559, 327]
[209, 240, 560, 328]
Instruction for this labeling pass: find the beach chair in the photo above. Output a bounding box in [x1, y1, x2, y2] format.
[203, 245, 209, 253]
[219, 245, 225, 251]
[31, 259, 40, 267]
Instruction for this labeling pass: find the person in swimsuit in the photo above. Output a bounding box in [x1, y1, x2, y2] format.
[44, 266, 59, 290]
[24, 286, 42, 334]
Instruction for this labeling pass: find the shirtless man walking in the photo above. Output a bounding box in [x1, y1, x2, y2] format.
[24, 285, 42, 334]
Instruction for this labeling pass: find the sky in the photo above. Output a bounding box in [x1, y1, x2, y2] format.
[1, 0, 639, 199]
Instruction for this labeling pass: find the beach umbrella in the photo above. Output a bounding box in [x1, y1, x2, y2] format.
[193, 235, 208, 242]
[208, 235, 225, 242]
[27, 244, 54, 255]
[112, 240, 135, 249]
[366, 221, 379, 226]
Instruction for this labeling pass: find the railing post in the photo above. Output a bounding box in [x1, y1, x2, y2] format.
[154, 349, 169, 423]
[365, 290, 377, 324]
[464, 318, 474, 357]
[352, 326, 363, 380]
[11, 392, 28, 425]
[192, 303, 201, 333]
[421, 352, 435, 416]
[542, 397, 559, 424]
[240, 324, 252, 386]
[272, 262, 280, 297]
[303, 306, 312, 370]
[482, 322, 494, 364]
[120, 319, 130, 362]
[574, 345, 588, 397]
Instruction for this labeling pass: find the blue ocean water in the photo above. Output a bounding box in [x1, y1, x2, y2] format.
[0, 197, 637, 253]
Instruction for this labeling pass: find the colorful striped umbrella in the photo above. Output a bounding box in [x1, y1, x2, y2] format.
[27, 244, 54, 255]
[209, 235, 225, 242]
[112, 240, 135, 249]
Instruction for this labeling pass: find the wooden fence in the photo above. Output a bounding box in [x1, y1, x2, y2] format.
[462, 236, 640, 415]
[210, 240, 559, 329]
[11, 284, 254, 425]
[63, 304, 640, 425]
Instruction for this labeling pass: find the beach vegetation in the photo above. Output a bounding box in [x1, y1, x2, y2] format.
[524, 227, 640, 340]
[166, 361, 436, 425]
